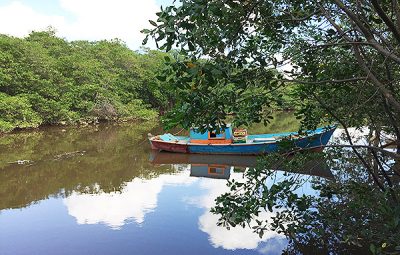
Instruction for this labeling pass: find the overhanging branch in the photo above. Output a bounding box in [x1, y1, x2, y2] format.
[370, 0, 400, 44]
[279, 77, 368, 85]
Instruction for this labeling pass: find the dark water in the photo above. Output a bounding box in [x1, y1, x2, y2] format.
[0, 121, 330, 255]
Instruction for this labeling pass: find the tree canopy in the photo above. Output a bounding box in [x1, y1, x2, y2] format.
[144, 0, 399, 134]
[144, 0, 400, 253]
[0, 30, 174, 132]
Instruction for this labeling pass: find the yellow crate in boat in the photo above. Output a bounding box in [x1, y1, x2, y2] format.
[233, 129, 247, 137]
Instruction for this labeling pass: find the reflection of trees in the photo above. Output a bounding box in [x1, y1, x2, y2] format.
[212, 147, 400, 254]
[0, 122, 177, 210]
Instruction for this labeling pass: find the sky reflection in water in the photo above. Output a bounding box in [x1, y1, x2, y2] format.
[62, 167, 288, 254]
[0, 122, 330, 255]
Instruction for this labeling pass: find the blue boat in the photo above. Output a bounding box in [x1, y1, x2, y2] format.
[148, 125, 336, 155]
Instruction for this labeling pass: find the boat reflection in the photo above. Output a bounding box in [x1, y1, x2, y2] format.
[149, 151, 334, 180]
[149, 151, 332, 251]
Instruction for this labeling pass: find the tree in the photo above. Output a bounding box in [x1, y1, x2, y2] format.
[0, 30, 174, 132]
[144, 0, 400, 253]
[144, 0, 399, 133]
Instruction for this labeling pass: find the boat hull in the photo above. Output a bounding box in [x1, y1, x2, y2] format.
[149, 127, 335, 155]
[149, 139, 189, 153]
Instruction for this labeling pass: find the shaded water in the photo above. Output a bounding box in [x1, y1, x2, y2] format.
[0, 120, 330, 255]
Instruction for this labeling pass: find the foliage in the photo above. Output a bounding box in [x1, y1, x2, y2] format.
[0, 93, 42, 132]
[143, 0, 400, 253]
[144, 0, 400, 133]
[118, 99, 159, 120]
[212, 149, 400, 254]
[0, 30, 173, 132]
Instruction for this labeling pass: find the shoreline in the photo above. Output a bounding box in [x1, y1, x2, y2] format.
[0, 117, 159, 136]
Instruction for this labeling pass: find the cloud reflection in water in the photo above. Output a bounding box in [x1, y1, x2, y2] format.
[194, 172, 287, 252]
[64, 167, 287, 253]
[64, 171, 195, 229]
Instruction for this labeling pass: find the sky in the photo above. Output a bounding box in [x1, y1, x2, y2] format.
[0, 0, 173, 50]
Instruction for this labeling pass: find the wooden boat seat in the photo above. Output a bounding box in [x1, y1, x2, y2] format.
[252, 137, 276, 143]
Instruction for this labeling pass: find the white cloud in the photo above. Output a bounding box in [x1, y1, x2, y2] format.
[64, 171, 195, 229]
[0, 1, 66, 37]
[64, 166, 288, 252]
[0, 0, 159, 49]
[194, 172, 287, 251]
[198, 210, 286, 250]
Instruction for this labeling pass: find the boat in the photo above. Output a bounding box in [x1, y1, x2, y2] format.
[148, 124, 336, 155]
[149, 151, 334, 180]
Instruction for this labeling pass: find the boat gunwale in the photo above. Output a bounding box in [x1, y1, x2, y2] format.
[150, 128, 333, 147]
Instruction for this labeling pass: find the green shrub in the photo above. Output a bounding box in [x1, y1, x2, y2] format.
[0, 93, 42, 131]
[118, 99, 158, 121]
[0, 32, 171, 132]
[0, 120, 14, 133]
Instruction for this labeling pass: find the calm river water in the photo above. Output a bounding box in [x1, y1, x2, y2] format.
[0, 120, 332, 255]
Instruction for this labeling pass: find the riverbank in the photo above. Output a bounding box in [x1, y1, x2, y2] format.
[0, 109, 159, 134]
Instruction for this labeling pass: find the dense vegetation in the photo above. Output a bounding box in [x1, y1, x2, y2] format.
[144, 0, 400, 253]
[0, 30, 173, 133]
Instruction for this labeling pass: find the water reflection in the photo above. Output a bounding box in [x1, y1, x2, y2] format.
[0, 122, 333, 254]
[64, 171, 195, 229]
[195, 173, 287, 251]
[62, 162, 289, 252]
[150, 151, 333, 179]
[0, 122, 169, 211]
[149, 151, 332, 252]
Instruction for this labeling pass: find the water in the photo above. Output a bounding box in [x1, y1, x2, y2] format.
[0, 121, 330, 255]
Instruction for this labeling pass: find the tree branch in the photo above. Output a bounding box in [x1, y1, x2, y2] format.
[321, 7, 400, 113]
[370, 0, 400, 44]
[311, 91, 387, 191]
[332, 0, 400, 65]
[370, 148, 398, 202]
[310, 41, 373, 48]
[381, 140, 400, 149]
[287, 144, 400, 159]
[274, 10, 321, 23]
[279, 77, 368, 85]
[392, 0, 400, 35]
[352, 45, 400, 113]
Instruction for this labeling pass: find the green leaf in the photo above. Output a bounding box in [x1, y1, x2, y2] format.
[166, 27, 175, 33]
[156, 75, 167, 81]
[142, 36, 148, 45]
[370, 244, 376, 255]
[149, 20, 157, 26]
[188, 41, 195, 51]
